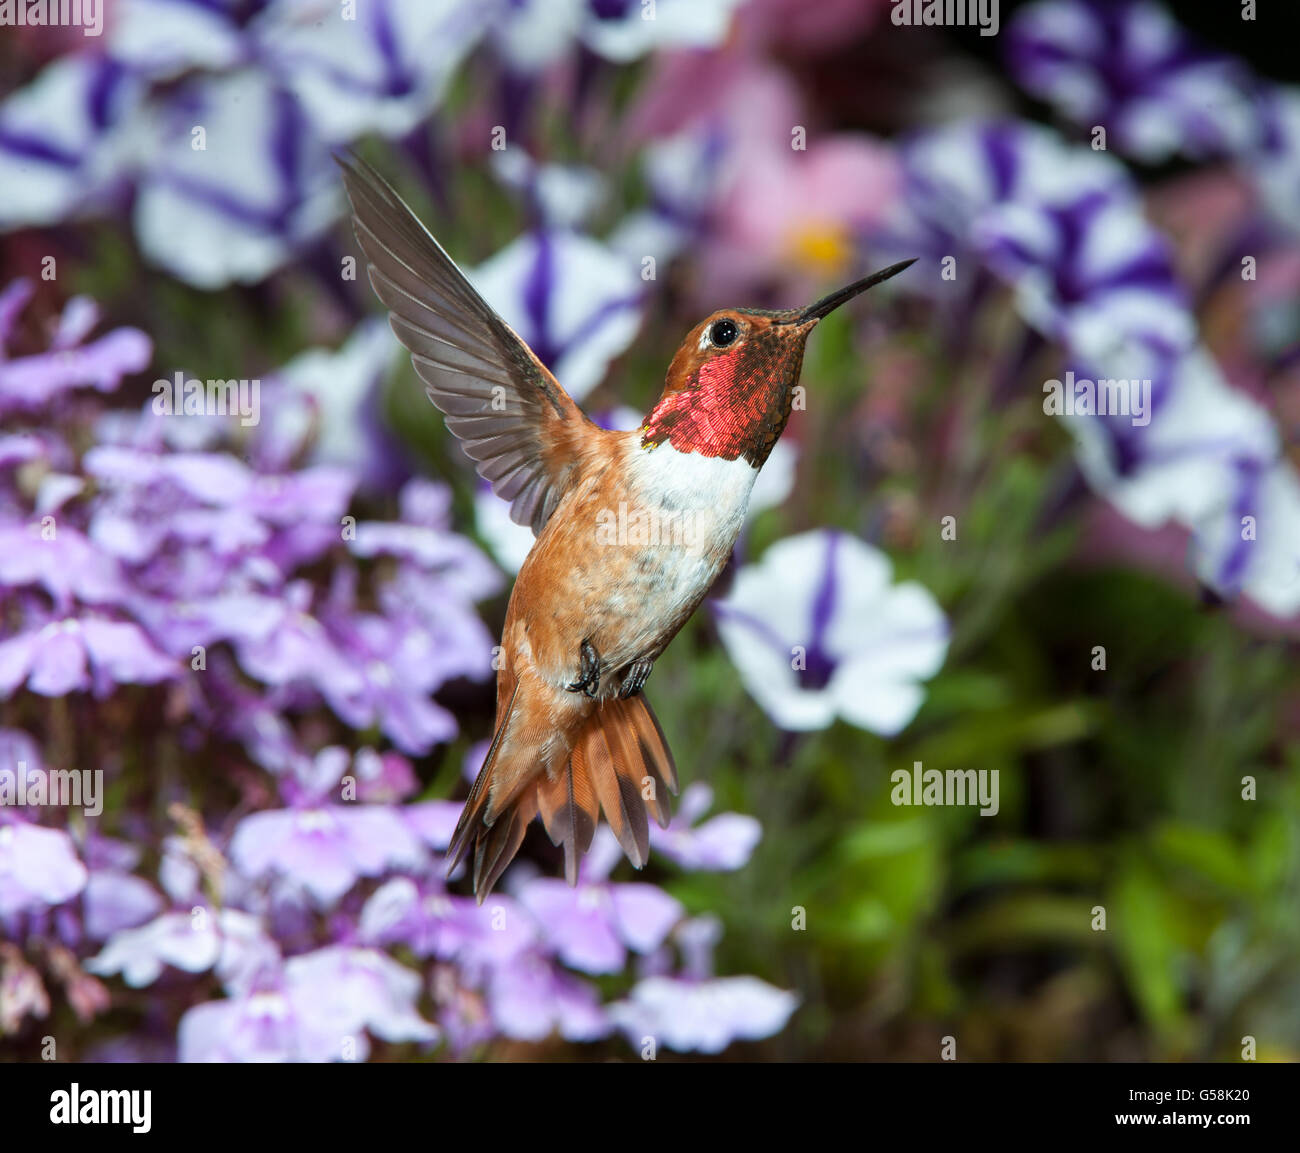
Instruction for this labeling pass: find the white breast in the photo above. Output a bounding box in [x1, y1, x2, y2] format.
[624, 439, 759, 544]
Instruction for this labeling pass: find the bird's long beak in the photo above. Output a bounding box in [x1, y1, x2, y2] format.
[792, 258, 917, 324]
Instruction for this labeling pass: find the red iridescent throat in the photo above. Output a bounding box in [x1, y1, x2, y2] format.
[641, 334, 805, 467]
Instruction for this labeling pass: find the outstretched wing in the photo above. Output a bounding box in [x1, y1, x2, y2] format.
[338, 156, 595, 534]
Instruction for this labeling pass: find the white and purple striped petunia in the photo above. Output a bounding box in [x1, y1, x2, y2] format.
[255, 0, 493, 144]
[878, 119, 1126, 296]
[714, 529, 950, 735]
[1248, 85, 1300, 239]
[492, 0, 743, 74]
[1006, 0, 1257, 162]
[132, 69, 339, 288]
[467, 227, 645, 402]
[0, 55, 144, 229]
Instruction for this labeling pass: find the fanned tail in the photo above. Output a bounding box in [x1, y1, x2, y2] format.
[449, 691, 679, 900]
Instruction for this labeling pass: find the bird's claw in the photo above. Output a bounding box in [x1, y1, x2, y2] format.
[619, 657, 654, 698]
[566, 639, 601, 699]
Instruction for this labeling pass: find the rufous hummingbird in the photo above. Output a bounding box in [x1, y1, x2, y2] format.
[339, 156, 914, 900]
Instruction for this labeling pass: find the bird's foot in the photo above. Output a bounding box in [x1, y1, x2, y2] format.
[619, 657, 654, 698]
[566, 639, 601, 699]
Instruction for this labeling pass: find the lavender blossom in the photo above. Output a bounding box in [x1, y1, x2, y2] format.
[649, 783, 761, 872]
[512, 831, 684, 975]
[229, 751, 428, 907]
[178, 945, 437, 1061]
[88, 908, 278, 991]
[608, 917, 797, 1053]
[0, 817, 88, 917]
[0, 282, 151, 414]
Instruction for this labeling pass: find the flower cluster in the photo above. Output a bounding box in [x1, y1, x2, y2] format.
[880, 106, 1300, 615]
[0, 277, 796, 1057]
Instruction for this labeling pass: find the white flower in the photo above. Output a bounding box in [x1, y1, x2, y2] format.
[256, 0, 491, 144]
[467, 228, 644, 403]
[715, 530, 949, 734]
[0, 57, 144, 228]
[132, 70, 339, 288]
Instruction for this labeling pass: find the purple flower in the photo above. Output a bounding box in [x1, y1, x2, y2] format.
[230, 798, 427, 908]
[88, 908, 279, 992]
[316, 606, 463, 754]
[1006, 0, 1257, 162]
[884, 121, 1123, 269]
[0, 615, 176, 699]
[350, 479, 503, 602]
[0, 817, 88, 916]
[83, 869, 165, 942]
[610, 973, 798, 1053]
[977, 187, 1193, 356]
[1191, 459, 1300, 618]
[484, 950, 610, 1042]
[0, 524, 128, 610]
[351, 748, 419, 804]
[714, 530, 949, 734]
[273, 319, 405, 491]
[611, 127, 727, 270]
[513, 831, 683, 975]
[1069, 348, 1277, 526]
[491, 149, 606, 230]
[649, 783, 761, 872]
[178, 945, 437, 1062]
[106, 0, 253, 81]
[1251, 86, 1300, 239]
[493, 0, 742, 72]
[280, 945, 439, 1050]
[0, 282, 151, 415]
[360, 878, 537, 966]
[607, 917, 798, 1053]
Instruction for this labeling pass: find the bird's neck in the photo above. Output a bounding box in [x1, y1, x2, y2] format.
[641, 355, 802, 467]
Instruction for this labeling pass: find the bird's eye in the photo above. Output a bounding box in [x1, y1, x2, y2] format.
[709, 318, 739, 348]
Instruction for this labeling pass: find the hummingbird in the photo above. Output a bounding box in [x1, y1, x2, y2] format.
[339, 156, 915, 900]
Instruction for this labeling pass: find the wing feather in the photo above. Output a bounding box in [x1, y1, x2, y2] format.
[339, 156, 596, 535]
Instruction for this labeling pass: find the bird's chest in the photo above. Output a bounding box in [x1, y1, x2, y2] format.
[611, 441, 758, 611]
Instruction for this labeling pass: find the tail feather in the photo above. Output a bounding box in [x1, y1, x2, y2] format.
[449, 690, 680, 900]
[625, 694, 677, 828]
[586, 720, 649, 868]
[472, 793, 537, 901]
[536, 741, 598, 886]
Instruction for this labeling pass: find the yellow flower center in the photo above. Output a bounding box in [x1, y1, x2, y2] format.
[785, 221, 853, 279]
